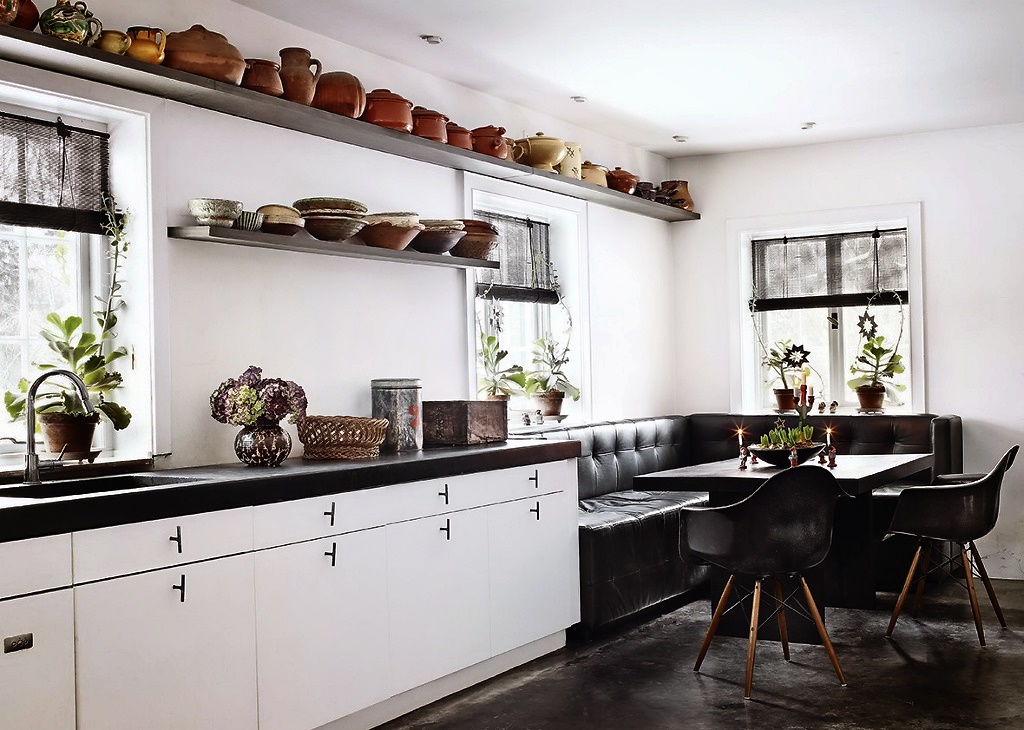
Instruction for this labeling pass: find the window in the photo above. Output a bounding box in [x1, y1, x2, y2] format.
[749, 227, 913, 409]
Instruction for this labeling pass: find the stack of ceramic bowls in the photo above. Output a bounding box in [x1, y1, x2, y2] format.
[293, 197, 368, 242]
[410, 219, 466, 254]
[355, 212, 424, 250]
[257, 204, 305, 235]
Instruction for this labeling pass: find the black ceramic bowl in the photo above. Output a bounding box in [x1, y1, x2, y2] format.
[747, 443, 825, 468]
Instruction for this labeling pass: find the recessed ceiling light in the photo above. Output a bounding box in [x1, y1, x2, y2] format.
[672, 135, 689, 143]
[801, 121, 816, 130]
[419, 34, 443, 45]
[570, 96, 587, 103]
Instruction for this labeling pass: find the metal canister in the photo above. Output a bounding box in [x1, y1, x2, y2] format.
[371, 378, 423, 452]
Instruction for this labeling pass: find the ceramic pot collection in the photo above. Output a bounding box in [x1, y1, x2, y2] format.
[39, 0, 101, 45]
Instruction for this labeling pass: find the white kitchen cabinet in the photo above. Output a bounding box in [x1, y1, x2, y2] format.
[74, 553, 258, 730]
[254, 528, 390, 730]
[488, 490, 580, 656]
[386, 508, 491, 695]
[0, 589, 75, 730]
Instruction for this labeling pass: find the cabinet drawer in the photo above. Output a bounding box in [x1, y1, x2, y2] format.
[73, 508, 253, 583]
[480, 460, 572, 504]
[0, 534, 72, 599]
[253, 488, 392, 549]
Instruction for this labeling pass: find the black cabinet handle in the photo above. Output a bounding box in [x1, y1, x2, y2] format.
[438, 483, 449, 505]
[439, 518, 451, 540]
[172, 574, 186, 603]
[324, 501, 336, 527]
[169, 525, 182, 554]
[530, 501, 541, 520]
[529, 468, 539, 489]
[324, 541, 337, 567]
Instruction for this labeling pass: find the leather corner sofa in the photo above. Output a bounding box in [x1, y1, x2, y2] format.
[520, 412, 963, 633]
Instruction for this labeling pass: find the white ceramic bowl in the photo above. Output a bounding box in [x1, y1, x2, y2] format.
[188, 198, 243, 227]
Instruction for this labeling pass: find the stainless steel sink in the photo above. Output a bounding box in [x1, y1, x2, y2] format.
[0, 474, 202, 499]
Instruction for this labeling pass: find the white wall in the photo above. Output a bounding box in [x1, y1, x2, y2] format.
[670, 123, 1024, 577]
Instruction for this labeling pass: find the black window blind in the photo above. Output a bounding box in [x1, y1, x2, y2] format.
[0, 111, 111, 234]
[474, 211, 559, 304]
[751, 227, 908, 312]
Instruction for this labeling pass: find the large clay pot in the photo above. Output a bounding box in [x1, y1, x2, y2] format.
[607, 166, 639, 195]
[38, 411, 99, 457]
[241, 58, 284, 97]
[512, 132, 567, 172]
[11, 0, 37, 29]
[581, 160, 608, 186]
[445, 121, 472, 150]
[163, 24, 246, 85]
[311, 71, 366, 118]
[94, 29, 130, 55]
[361, 88, 412, 132]
[39, 0, 101, 45]
[411, 106, 448, 142]
[125, 26, 165, 64]
[0, 0, 18, 26]
[555, 140, 582, 179]
[471, 125, 508, 159]
[659, 179, 695, 210]
[279, 47, 322, 106]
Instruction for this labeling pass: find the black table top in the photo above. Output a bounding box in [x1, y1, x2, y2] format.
[634, 453, 933, 496]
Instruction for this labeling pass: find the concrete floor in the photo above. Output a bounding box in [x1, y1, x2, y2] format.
[381, 579, 1024, 729]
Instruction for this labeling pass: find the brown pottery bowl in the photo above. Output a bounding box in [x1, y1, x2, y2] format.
[303, 215, 367, 242]
[163, 25, 246, 85]
[356, 221, 424, 250]
[452, 220, 499, 259]
[607, 167, 640, 195]
[292, 197, 368, 216]
[409, 228, 466, 254]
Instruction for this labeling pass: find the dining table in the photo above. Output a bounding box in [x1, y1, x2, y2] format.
[633, 452, 933, 643]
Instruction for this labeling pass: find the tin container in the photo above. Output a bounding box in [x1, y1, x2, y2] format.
[371, 378, 422, 451]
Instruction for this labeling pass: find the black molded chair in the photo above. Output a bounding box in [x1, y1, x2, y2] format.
[885, 445, 1019, 645]
[679, 466, 846, 699]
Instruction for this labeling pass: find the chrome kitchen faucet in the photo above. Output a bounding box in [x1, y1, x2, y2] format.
[23, 369, 94, 485]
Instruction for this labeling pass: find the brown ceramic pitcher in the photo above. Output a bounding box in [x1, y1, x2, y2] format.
[279, 47, 322, 106]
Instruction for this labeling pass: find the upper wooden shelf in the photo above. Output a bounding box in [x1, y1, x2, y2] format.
[0, 25, 700, 223]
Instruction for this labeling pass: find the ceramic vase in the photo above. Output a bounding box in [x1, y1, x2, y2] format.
[279, 46, 322, 105]
[39, 0, 102, 45]
[234, 418, 292, 466]
[11, 0, 38, 30]
[555, 141, 582, 179]
[125, 26, 165, 64]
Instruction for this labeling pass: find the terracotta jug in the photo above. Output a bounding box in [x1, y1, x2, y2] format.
[163, 24, 246, 85]
[241, 58, 284, 97]
[125, 26, 165, 64]
[312, 72, 367, 118]
[39, 0, 101, 45]
[11, 0, 38, 29]
[0, 0, 18, 26]
[279, 47, 322, 106]
[95, 29, 130, 55]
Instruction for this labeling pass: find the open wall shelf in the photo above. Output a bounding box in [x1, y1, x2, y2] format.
[0, 25, 700, 223]
[168, 226, 500, 269]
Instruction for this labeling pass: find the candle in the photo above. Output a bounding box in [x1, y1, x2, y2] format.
[737, 430, 743, 447]
[809, 385, 814, 397]
[826, 428, 832, 447]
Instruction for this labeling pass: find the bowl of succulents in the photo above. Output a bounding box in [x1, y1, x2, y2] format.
[747, 419, 825, 468]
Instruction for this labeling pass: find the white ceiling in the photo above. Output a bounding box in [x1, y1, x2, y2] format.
[235, 0, 1024, 158]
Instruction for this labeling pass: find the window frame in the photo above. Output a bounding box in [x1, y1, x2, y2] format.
[727, 203, 925, 413]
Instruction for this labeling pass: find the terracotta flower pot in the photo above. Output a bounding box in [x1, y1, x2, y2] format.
[38, 412, 100, 457]
[773, 388, 797, 412]
[856, 385, 886, 412]
[531, 390, 565, 417]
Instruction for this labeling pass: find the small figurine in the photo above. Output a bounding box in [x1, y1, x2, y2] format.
[534, 409, 544, 424]
[828, 446, 838, 468]
[521, 412, 532, 426]
[818, 449, 827, 464]
[818, 400, 826, 414]
[829, 400, 839, 414]
[739, 446, 749, 470]
[789, 446, 799, 468]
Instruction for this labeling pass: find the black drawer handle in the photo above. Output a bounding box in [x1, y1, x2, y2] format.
[324, 501, 336, 527]
[172, 574, 186, 603]
[324, 541, 337, 567]
[529, 468, 539, 489]
[169, 525, 182, 554]
[440, 518, 451, 540]
[3, 633, 33, 653]
[438, 483, 450, 505]
[530, 501, 541, 520]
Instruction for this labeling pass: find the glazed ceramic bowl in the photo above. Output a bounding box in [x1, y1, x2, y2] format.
[233, 210, 265, 231]
[452, 219, 499, 260]
[607, 167, 640, 195]
[303, 214, 367, 242]
[188, 198, 242, 227]
[409, 228, 466, 254]
[364, 212, 420, 228]
[293, 197, 368, 216]
[356, 221, 424, 250]
[256, 204, 302, 219]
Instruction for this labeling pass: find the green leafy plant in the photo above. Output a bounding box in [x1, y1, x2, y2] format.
[512, 333, 581, 401]
[477, 332, 523, 398]
[3, 194, 132, 430]
[761, 339, 810, 390]
[847, 335, 906, 400]
[760, 424, 816, 449]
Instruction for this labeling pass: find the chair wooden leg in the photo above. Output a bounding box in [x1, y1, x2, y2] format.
[694, 574, 735, 672]
[886, 544, 923, 637]
[962, 545, 986, 646]
[911, 540, 931, 619]
[969, 541, 1007, 628]
[773, 578, 790, 661]
[744, 579, 762, 699]
[799, 576, 846, 687]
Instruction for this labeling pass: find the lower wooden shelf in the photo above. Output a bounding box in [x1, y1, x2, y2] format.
[168, 226, 500, 270]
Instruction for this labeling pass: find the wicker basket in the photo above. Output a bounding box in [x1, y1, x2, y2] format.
[297, 415, 389, 460]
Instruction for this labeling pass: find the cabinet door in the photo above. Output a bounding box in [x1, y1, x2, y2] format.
[488, 491, 579, 656]
[75, 554, 258, 730]
[0, 590, 75, 730]
[255, 529, 389, 730]
[386, 509, 490, 695]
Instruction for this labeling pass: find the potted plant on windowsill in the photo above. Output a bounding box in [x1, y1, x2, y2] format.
[761, 339, 811, 412]
[509, 332, 580, 417]
[477, 332, 523, 401]
[3, 194, 132, 457]
[847, 335, 905, 412]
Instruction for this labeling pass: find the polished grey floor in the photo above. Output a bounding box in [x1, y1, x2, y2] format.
[382, 580, 1024, 729]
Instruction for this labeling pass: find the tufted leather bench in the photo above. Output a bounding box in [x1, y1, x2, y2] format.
[523, 412, 962, 633]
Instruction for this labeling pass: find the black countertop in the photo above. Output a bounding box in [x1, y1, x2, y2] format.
[0, 439, 580, 543]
